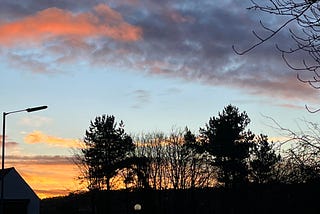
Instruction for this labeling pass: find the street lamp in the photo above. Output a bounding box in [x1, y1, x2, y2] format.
[1, 105, 47, 214]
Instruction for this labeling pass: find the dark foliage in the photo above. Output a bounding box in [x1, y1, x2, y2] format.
[72, 105, 320, 196]
[200, 105, 255, 187]
[249, 134, 281, 183]
[81, 115, 135, 190]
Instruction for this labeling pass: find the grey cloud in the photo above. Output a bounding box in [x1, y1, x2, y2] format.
[1, 0, 318, 105]
[6, 155, 72, 165]
[0, 0, 99, 19]
[118, 0, 318, 102]
[131, 89, 151, 109]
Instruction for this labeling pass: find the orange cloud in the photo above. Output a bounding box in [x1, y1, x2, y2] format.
[24, 130, 81, 148]
[0, 4, 142, 46]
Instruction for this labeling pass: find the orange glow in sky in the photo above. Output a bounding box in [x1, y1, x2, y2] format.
[6, 155, 83, 199]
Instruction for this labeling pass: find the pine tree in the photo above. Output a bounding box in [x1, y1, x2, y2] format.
[200, 105, 254, 187]
[249, 134, 281, 184]
[81, 115, 134, 190]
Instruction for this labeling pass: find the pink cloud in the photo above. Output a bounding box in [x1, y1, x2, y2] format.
[167, 10, 195, 23]
[0, 4, 142, 46]
[0, 136, 19, 149]
[277, 103, 305, 110]
[5, 141, 19, 148]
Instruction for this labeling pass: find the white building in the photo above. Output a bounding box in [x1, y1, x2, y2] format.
[0, 167, 39, 214]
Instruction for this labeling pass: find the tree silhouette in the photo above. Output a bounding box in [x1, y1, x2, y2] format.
[183, 127, 216, 189]
[249, 134, 281, 184]
[166, 128, 215, 189]
[233, 0, 320, 110]
[80, 115, 134, 190]
[135, 132, 169, 190]
[200, 105, 255, 187]
[133, 130, 216, 190]
[266, 117, 320, 183]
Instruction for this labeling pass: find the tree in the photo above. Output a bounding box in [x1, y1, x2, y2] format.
[134, 132, 169, 190]
[233, 0, 320, 181]
[266, 117, 320, 183]
[165, 128, 216, 189]
[165, 129, 189, 189]
[183, 127, 216, 189]
[80, 115, 135, 190]
[200, 105, 255, 187]
[234, 0, 320, 106]
[134, 130, 216, 190]
[249, 134, 281, 184]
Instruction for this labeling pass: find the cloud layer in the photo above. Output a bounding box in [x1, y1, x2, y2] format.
[0, 0, 318, 105]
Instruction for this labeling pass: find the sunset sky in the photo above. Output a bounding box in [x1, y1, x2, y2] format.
[0, 0, 319, 198]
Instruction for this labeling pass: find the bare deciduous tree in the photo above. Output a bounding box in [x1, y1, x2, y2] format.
[135, 132, 169, 190]
[134, 130, 216, 190]
[234, 0, 320, 109]
[265, 116, 320, 183]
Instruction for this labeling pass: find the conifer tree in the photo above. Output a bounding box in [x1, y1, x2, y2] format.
[200, 105, 254, 187]
[81, 115, 134, 190]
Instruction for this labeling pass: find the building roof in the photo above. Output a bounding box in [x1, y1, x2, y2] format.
[0, 167, 14, 177]
[0, 167, 39, 200]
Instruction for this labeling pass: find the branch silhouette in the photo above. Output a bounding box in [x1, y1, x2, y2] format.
[234, 0, 320, 112]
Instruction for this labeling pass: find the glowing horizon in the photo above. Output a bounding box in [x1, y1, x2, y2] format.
[4, 155, 81, 199]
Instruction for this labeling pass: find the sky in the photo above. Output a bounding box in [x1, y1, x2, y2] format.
[0, 0, 319, 198]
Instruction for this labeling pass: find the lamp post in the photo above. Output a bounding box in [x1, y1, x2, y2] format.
[1, 105, 47, 214]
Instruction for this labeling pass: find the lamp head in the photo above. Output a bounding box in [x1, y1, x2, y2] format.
[26, 106, 48, 112]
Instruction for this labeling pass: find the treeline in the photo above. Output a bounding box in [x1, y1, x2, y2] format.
[41, 184, 320, 214]
[74, 104, 320, 192]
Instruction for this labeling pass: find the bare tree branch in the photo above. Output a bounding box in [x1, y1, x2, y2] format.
[235, 0, 320, 111]
[233, 0, 313, 55]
